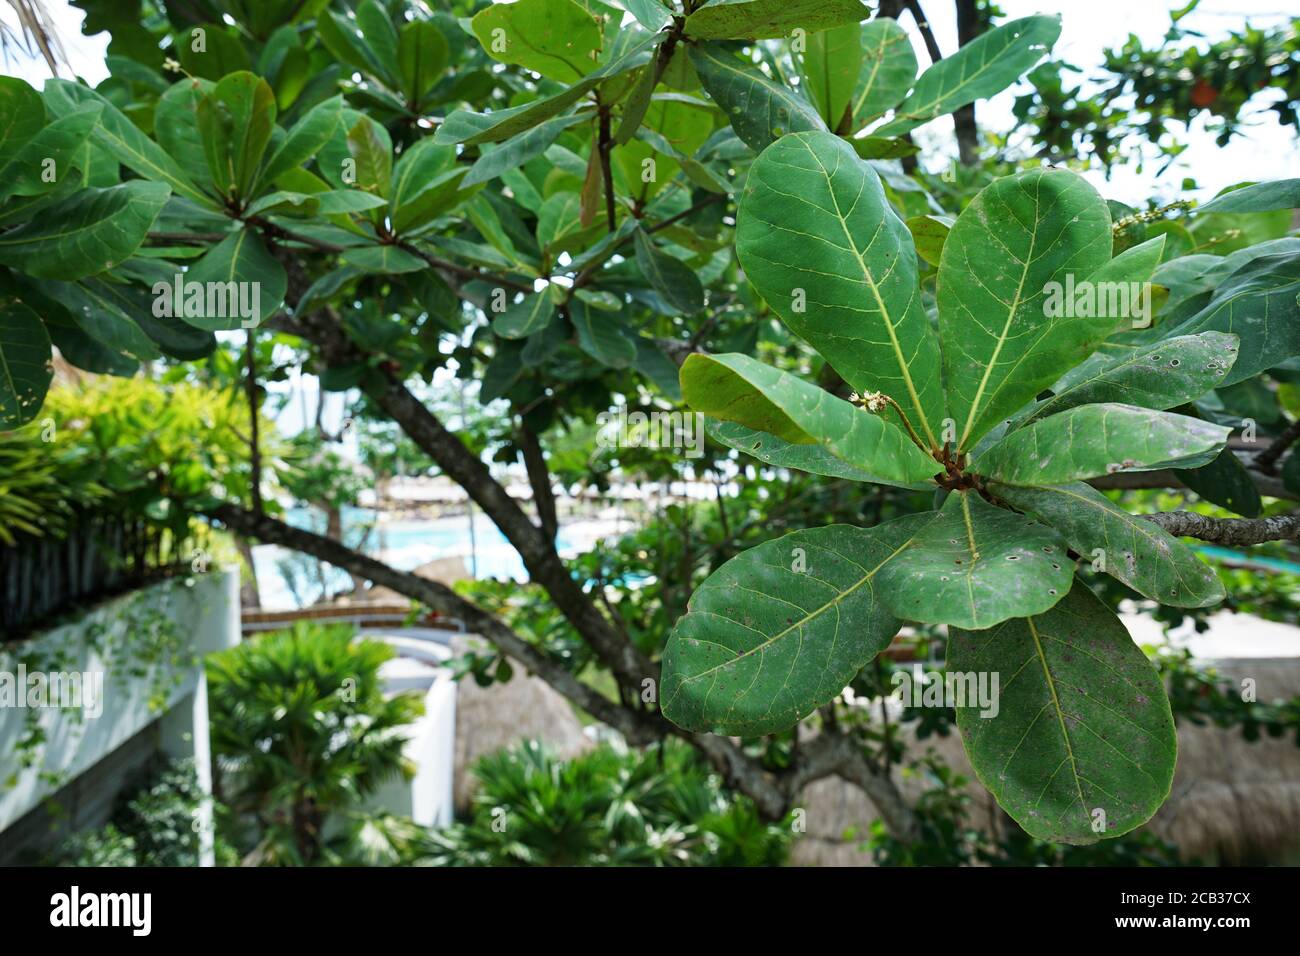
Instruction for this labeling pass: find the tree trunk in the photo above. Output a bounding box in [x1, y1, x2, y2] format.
[953, 0, 985, 165]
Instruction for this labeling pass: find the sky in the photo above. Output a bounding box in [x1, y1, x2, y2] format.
[2, 0, 1295, 436]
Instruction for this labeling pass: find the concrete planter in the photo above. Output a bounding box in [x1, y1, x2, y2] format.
[0, 570, 239, 856]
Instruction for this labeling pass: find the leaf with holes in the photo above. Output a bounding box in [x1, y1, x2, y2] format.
[948, 583, 1176, 844]
[874, 490, 1073, 629]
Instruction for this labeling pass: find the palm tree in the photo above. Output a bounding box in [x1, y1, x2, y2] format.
[206, 622, 424, 865]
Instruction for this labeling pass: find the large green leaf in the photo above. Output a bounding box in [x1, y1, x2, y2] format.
[875, 490, 1072, 629]
[990, 481, 1226, 607]
[876, 15, 1060, 136]
[0, 300, 52, 428]
[974, 404, 1229, 485]
[45, 278, 161, 360]
[1166, 251, 1300, 387]
[44, 79, 210, 206]
[801, 24, 862, 129]
[736, 130, 946, 448]
[0, 77, 44, 172]
[948, 583, 1176, 844]
[195, 71, 277, 199]
[634, 228, 704, 315]
[570, 298, 636, 367]
[938, 167, 1112, 451]
[154, 77, 214, 192]
[181, 229, 287, 330]
[0, 104, 101, 200]
[471, 0, 602, 83]
[681, 353, 940, 485]
[462, 113, 587, 188]
[1024, 332, 1239, 425]
[1195, 179, 1300, 216]
[684, 0, 867, 41]
[661, 515, 931, 736]
[851, 18, 916, 127]
[259, 95, 344, 188]
[689, 42, 826, 152]
[707, 420, 929, 484]
[0, 181, 169, 280]
[397, 19, 450, 106]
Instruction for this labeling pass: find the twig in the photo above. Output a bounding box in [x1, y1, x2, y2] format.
[1255, 418, 1300, 475]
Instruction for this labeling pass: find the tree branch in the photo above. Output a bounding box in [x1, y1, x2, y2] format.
[518, 424, 558, 542]
[1255, 417, 1300, 475]
[207, 502, 660, 745]
[1141, 510, 1300, 545]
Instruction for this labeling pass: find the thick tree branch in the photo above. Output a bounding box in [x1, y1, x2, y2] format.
[1141, 510, 1300, 545]
[207, 502, 660, 745]
[518, 425, 558, 542]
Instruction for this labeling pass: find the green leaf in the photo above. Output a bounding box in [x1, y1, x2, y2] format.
[681, 353, 939, 485]
[973, 404, 1229, 485]
[0, 181, 169, 279]
[1195, 179, 1300, 216]
[849, 135, 919, 160]
[571, 298, 636, 367]
[1025, 332, 1240, 425]
[389, 138, 464, 233]
[463, 113, 588, 188]
[1167, 251, 1300, 387]
[689, 42, 826, 152]
[623, 0, 672, 32]
[736, 130, 946, 448]
[182, 230, 287, 330]
[707, 420, 928, 484]
[0, 300, 52, 428]
[851, 18, 916, 126]
[42, 279, 159, 360]
[875, 490, 1073, 629]
[196, 71, 277, 199]
[1175, 447, 1263, 519]
[397, 19, 450, 106]
[684, 0, 867, 41]
[938, 167, 1112, 451]
[259, 95, 344, 188]
[44, 79, 210, 206]
[436, 33, 660, 146]
[904, 214, 952, 267]
[0, 77, 44, 171]
[343, 244, 427, 274]
[876, 15, 1060, 136]
[154, 77, 214, 192]
[492, 289, 557, 339]
[356, 0, 401, 87]
[0, 104, 100, 200]
[989, 481, 1226, 607]
[661, 515, 931, 736]
[471, 0, 602, 83]
[801, 24, 863, 128]
[346, 115, 393, 198]
[633, 228, 704, 315]
[948, 583, 1176, 845]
